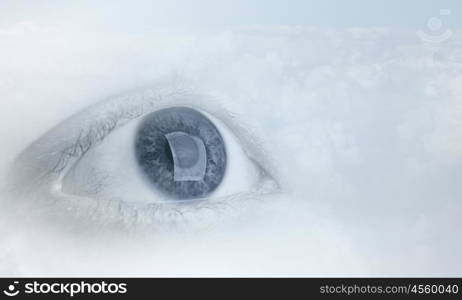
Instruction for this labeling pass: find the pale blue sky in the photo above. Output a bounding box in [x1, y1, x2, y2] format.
[0, 0, 461, 31]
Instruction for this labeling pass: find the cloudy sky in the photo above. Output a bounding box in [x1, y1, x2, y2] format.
[1, 1, 462, 277]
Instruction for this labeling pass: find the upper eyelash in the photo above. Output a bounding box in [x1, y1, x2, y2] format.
[18, 87, 191, 182]
[67, 95, 274, 179]
[51, 117, 120, 174]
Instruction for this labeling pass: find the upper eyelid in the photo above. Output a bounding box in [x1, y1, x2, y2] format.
[11, 82, 278, 191]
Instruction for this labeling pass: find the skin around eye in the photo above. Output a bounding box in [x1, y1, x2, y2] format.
[135, 107, 227, 200]
[9, 85, 280, 229]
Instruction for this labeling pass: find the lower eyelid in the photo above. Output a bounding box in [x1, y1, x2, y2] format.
[27, 187, 273, 232]
[7, 153, 279, 233]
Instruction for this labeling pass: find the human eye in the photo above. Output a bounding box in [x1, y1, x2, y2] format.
[9, 83, 279, 231]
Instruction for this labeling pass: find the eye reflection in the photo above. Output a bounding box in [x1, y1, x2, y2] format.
[135, 107, 227, 200]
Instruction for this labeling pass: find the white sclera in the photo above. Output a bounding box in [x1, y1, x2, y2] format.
[61, 108, 261, 203]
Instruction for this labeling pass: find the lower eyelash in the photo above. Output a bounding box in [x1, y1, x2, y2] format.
[42, 188, 272, 233]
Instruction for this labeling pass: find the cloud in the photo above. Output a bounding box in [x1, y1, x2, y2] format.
[1, 25, 462, 276]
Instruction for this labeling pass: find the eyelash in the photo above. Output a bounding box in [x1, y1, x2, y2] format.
[52, 118, 120, 175]
[49, 88, 193, 175]
[48, 187, 271, 232]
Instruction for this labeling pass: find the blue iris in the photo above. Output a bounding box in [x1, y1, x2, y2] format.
[135, 107, 227, 200]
